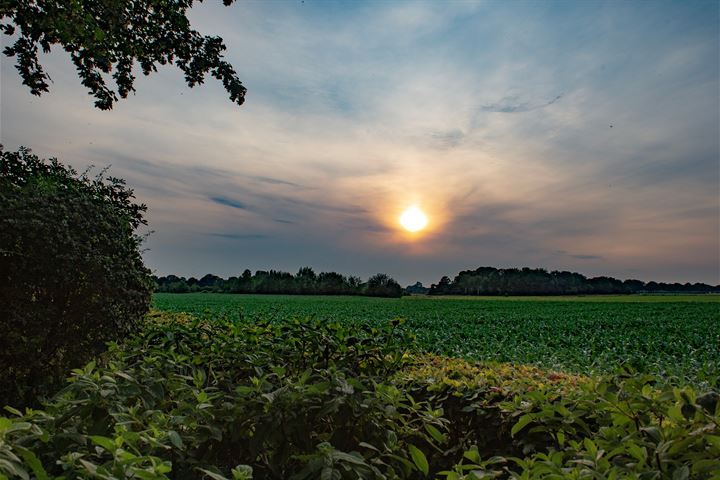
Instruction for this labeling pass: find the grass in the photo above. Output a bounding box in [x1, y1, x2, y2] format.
[153, 293, 720, 386]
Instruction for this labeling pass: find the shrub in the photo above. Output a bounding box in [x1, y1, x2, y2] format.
[1, 312, 717, 479]
[0, 146, 153, 408]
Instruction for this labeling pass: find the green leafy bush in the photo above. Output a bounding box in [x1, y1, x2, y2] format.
[0, 146, 153, 408]
[0, 313, 444, 479]
[1, 312, 717, 479]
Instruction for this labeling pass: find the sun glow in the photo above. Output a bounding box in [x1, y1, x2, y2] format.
[399, 206, 428, 232]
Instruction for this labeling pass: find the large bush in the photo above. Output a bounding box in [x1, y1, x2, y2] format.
[0, 146, 153, 408]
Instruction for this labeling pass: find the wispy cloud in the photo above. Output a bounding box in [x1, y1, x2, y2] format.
[209, 196, 249, 210]
[250, 176, 304, 188]
[481, 94, 563, 113]
[1, 0, 717, 284]
[208, 233, 269, 240]
[571, 254, 603, 261]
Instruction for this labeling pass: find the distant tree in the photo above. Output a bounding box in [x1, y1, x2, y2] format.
[366, 273, 402, 298]
[297, 267, 317, 280]
[428, 266, 718, 296]
[318, 271, 348, 295]
[168, 280, 190, 293]
[296, 266, 317, 293]
[198, 273, 222, 291]
[623, 279, 645, 293]
[0, 146, 153, 407]
[405, 282, 429, 295]
[1, 0, 246, 110]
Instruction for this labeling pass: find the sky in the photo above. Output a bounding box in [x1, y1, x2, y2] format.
[1, 0, 718, 286]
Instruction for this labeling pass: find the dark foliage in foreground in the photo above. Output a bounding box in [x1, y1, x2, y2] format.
[429, 266, 720, 296]
[0, 146, 153, 408]
[0, 312, 717, 479]
[1, 0, 246, 110]
[154, 268, 403, 297]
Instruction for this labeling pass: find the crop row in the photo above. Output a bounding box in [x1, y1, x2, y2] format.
[154, 293, 720, 385]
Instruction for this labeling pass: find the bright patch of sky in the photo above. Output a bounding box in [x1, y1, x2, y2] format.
[1, 0, 718, 285]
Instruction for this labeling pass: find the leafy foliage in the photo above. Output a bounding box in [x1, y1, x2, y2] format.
[428, 266, 719, 295]
[153, 293, 720, 385]
[0, 146, 153, 408]
[0, 0, 246, 109]
[0, 311, 717, 479]
[366, 273, 403, 298]
[154, 268, 403, 297]
[0, 313, 444, 479]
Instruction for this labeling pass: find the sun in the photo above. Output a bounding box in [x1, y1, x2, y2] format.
[399, 206, 428, 232]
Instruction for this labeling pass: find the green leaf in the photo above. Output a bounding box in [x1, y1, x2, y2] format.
[672, 466, 689, 480]
[198, 468, 230, 480]
[167, 430, 183, 449]
[231, 465, 253, 480]
[511, 414, 534, 437]
[321, 467, 335, 480]
[0, 456, 29, 480]
[3, 407, 23, 417]
[424, 424, 446, 444]
[90, 435, 116, 453]
[15, 447, 49, 480]
[667, 404, 685, 422]
[583, 438, 597, 456]
[463, 446, 481, 463]
[133, 471, 160, 480]
[78, 460, 98, 475]
[408, 444, 429, 476]
[331, 451, 367, 465]
[0, 418, 12, 432]
[358, 442, 380, 452]
[706, 435, 720, 449]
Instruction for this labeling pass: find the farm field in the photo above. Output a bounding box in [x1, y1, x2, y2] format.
[154, 293, 720, 385]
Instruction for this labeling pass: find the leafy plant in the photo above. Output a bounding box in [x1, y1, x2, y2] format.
[0, 147, 153, 408]
[154, 293, 720, 385]
[1, 311, 717, 479]
[1, 0, 246, 109]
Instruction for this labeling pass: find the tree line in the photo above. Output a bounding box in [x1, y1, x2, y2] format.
[153, 267, 403, 297]
[428, 267, 720, 296]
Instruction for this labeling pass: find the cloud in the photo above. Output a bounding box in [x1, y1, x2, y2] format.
[429, 129, 465, 149]
[209, 196, 249, 210]
[251, 175, 304, 188]
[480, 94, 564, 113]
[208, 233, 269, 240]
[1, 0, 717, 284]
[570, 254, 603, 260]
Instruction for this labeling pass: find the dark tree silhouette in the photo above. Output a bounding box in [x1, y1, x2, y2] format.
[154, 268, 404, 297]
[428, 266, 719, 296]
[1, 0, 246, 109]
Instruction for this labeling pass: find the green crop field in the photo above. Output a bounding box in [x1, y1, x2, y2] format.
[154, 293, 720, 385]
[4, 295, 719, 479]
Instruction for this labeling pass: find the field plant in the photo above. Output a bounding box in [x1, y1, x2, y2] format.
[153, 293, 720, 386]
[1, 312, 718, 479]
